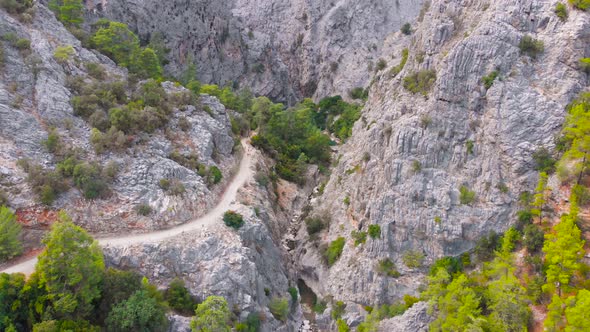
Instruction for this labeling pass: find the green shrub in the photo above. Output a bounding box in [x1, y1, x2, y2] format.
[92, 21, 140, 67]
[402, 250, 425, 269]
[572, 184, 590, 206]
[523, 224, 544, 253]
[412, 160, 422, 173]
[376, 258, 400, 278]
[580, 57, 590, 73]
[165, 278, 197, 315]
[208, 166, 223, 185]
[49, 0, 84, 26]
[136, 204, 152, 216]
[434, 216, 442, 224]
[368, 224, 381, 239]
[459, 185, 476, 205]
[43, 129, 61, 154]
[223, 210, 244, 229]
[429, 256, 463, 276]
[518, 35, 544, 59]
[53, 45, 75, 64]
[305, 217, 325, 236]
[312, 300, 327, 314]
[532, 147, 556, 173]
[401, 23, 412, 35]
[85, 62, 106, 79]
[473, 231, 500, 262]
[375, 58, 387, 72]
[466, 140, 474, 154]
[73, 162, 108, 199]
[331, 301, 346, 320]
[336, 319, 350, 332]
[21, 162, 69, 205]
[159, 178, 171, 191]
[343, 195, 350, 205]
[389, 49, 409, 77]
[569, 0, 590, 10]
[496, 182, 509, 194]
[403, 70, 437, 95]
[0, 206, 23, 261]
[482, 70, 499, 89]
[178, 116, 191, 131]
[269, 297, 289, 322]
[0, 0, 33, 15]
[349, 87, 368, 100]
[288, 287, 298, 303]
[351, 230, 367, 246]
[555, 2, 568, 20]
[325, 237, 345, 266]
[15, 38, 30, 50]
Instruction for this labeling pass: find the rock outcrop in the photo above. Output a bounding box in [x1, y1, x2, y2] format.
[297, 0, 589, 308]
[379, 301, 432, 332]
[103, 149, 303, 331]
[89, 0, 424, 103]
[0, 4, 237, 234]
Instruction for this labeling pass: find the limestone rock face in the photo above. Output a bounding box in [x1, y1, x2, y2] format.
[379, 301, 432, 332]
[90, 0, 424, 103]
[0, 4, 236, 233]
[103, 151, 303, 331]
[297, 0, 590, 307]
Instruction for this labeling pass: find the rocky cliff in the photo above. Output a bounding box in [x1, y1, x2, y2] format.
[0, 4, 238, 236]
[89, 0, 423, 104]
[297, 0, 589, 313]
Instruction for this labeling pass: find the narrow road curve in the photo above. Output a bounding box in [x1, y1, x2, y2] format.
[1, 140, 255, 276]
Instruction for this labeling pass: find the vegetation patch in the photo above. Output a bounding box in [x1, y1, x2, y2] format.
[403, 69, 437, 95]
[223, 210, 244, 229]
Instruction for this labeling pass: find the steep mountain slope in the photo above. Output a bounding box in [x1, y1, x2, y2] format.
[89, 0, 424, 103]
[298, 0, 589, 309]
[0, 5, 237, 237]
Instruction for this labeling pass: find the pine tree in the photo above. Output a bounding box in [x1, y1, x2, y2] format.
[565, 289, 590, 332]
[542, 214, 585, 296]
[0, 206, 22, 261]
[560, 93, 590, 184]
[191, 296, 231, 332]
[531, 172, 549, 223]
[36, 211, 104, 320]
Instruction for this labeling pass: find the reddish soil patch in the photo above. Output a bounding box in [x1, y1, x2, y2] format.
[16, 207, 59, 228]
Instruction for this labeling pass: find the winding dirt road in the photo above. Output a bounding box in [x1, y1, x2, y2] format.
[1, 140, 255, 276]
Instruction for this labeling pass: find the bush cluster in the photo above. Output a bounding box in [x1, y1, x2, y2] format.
[519, 35, 545, 59]
[402, 250, 425, 269]
[459, 185, 476, 205]
[375, 258, 401, 278]
[324, 237, 346, 266]
[403, 69, 437, 95]
[223, 210, 244, 229]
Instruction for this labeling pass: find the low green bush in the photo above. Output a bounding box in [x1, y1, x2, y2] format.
[580, 57, 590, 73]
[136, 204, 152, 216]
[165, 278, 197, 315]
[481, 70, 499, 89]
[403, 70, 437, 95]
[351, 231, 367, 246]
[401, 23, 412, 35]
[269, 297, 289, 322]
[288, 287, 298, 304]
[429, 256, 463, 276]
[305, 217, 325, 236]
[54, 45, 75, 64]
[523, 224, 544, 253]
[325, 237, 345, 266]
[555, 2, 568, 20]
[518, 35, 544, 59]
[376, 258, 400, 278]
[459, 185, 476, 205]
[207, 166, 223, 185]
[389, 49, 409, 77]
[331, 301, 346, 320]
[223, 210, 244, 229]
[368, 224, 381, 239]
[349, 87, 368, 100]
[402, 250, 425, 269]
[569, 0, 590, 11]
